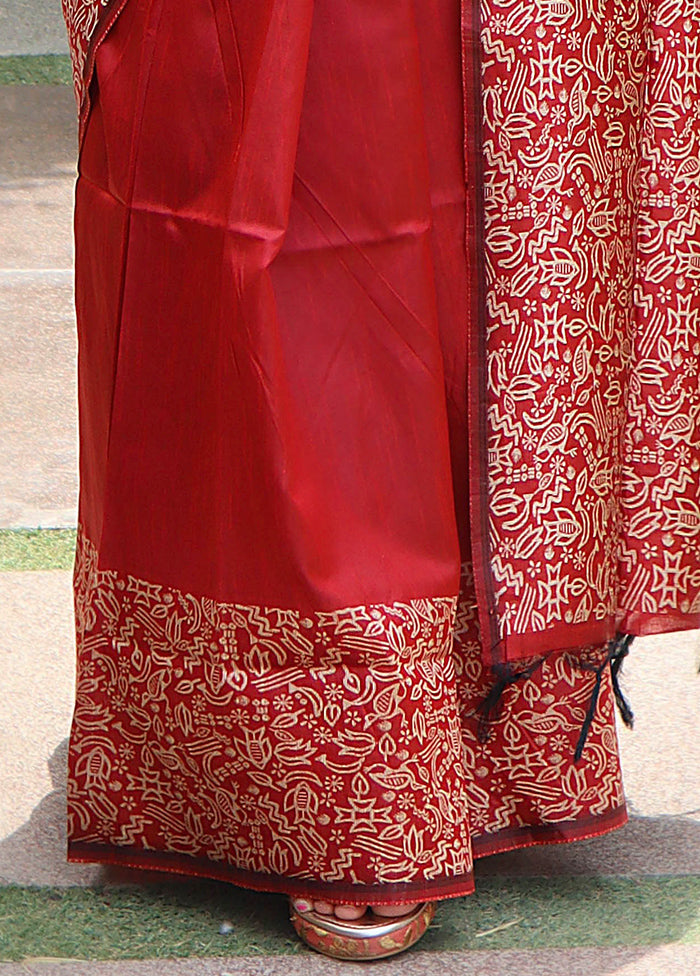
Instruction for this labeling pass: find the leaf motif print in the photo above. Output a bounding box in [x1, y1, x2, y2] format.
[480, 0, 700, 645]
[68, 534, 626, 886]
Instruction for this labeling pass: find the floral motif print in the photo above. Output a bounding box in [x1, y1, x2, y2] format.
[69, 530, 474, 892]
[480, 0, 700, 654]
[68, 530, 626, 896]
[622, 1, 700, 631]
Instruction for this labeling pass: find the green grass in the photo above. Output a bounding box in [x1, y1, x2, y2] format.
[0, 528, 76, 571]
[0, 54, 72, 86]
[0, 876, 698, 962]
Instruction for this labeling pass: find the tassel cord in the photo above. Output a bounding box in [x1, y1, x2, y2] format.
[610, 634, 635, 729]
[574, 634, 635, 763]
[477, 635, 636, 762]
[477, 658, 544, 744]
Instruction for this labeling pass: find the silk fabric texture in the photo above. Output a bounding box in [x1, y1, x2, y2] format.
[61, 0, 696, 900]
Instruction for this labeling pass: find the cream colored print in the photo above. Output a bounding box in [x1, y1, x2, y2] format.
[68, 531, 625, 885]
[481, 0, 700, 644]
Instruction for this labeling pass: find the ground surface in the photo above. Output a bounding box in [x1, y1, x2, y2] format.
[0, 1, 68, 57]
[0, 22, 699, 976]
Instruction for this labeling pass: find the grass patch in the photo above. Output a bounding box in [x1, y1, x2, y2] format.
[429, 875, 700, 952]
[0, 883, 300, 963]
[0, 876, 698, 962]
[0, 528, 76, 571]
[0, 55, 72, 86]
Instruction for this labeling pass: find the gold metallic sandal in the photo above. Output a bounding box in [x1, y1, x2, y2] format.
[289, 900, 436, 960]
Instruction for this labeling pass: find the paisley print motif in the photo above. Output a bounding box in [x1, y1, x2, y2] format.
[480, 0, 700, 655]
[67, 530, 626, 895]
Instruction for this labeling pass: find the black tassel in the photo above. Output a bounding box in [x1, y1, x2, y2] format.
[477, 658, 543, 744]
[574, 662, 605, 762]
[610, 634, 634, 729]
[574, 634, 635, 762]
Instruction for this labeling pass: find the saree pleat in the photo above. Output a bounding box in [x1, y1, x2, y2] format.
[60, 0, 695, 900]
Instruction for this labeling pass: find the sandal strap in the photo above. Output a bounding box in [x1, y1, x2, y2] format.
[290, 900, 436, 960]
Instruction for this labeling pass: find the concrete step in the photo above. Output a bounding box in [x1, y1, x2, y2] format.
[0, 86, 77, 527]
[0, 1, 69, 57]
[0, 945, 698, 976]
[0, 280, 77, 528]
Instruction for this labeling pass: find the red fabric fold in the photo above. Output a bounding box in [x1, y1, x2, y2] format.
[76, 0, 464, 613]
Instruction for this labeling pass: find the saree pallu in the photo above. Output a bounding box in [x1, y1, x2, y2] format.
[61, 0, 699, 902]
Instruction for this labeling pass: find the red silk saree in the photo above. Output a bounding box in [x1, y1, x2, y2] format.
[61, 0, 699, 903]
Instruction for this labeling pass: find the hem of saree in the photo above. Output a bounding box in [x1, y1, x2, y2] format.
[617, 609, 700, 640]
[66, 843, 476, 904]
[67, 803, 627, 903]
[499, 619, 619, 663]
[472, 803, 628, 860]
[494, 607, 700, 664]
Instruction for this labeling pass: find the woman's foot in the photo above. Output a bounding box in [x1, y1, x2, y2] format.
[291, 898, 420, 920]
[289, 898, 435, 960]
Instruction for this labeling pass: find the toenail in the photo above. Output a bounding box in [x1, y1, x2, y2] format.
[292, 899, 312, 913]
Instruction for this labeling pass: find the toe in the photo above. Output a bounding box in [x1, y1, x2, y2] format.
[313, 900, 335, 915]
[334, 904, 367, 920]
[371, 902, 420, 918]
[291, 898, 313, 914]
